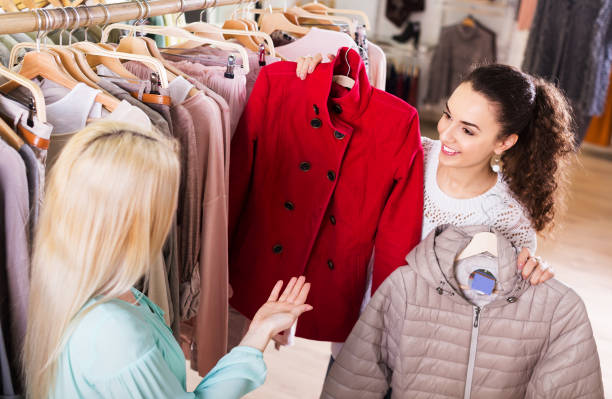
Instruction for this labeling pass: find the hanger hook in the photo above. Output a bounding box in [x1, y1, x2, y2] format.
[39, 8, 52, 46]
[33, 8, 43, 52]
[200, 0, 212, 22]
[132, 0, 145, 28]
[78, 5, 92, 42]
[345, 48, 351, 78]
[57, 7, 71, 46]
[175, 0, 185, 26]
[66, 6, 80, 45]
[97, 3, 111, 32]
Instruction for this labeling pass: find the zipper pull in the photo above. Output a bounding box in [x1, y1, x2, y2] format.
[474, 307, 481, 328]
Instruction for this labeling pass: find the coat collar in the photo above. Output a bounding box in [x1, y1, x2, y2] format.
[407, 224, 530, 308]
[308, 47, 373, 130]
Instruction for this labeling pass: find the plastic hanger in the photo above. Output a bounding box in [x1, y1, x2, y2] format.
[332, 49, 355, 89]
[456, 231, 499, 261]
[300, 2, 371, 31]
[462, 14, 476, 28]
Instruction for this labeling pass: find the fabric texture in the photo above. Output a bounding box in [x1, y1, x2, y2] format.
[425, 23, 496, 104]
[0, 139, 29, 395]
[16, 144, 39, 245]
[229, 47, 423, 342]
[321, 225, 605, 399]
[522, 0, 612, 120]
[50, 289, 266, 399]
[367, 41, 387, 91]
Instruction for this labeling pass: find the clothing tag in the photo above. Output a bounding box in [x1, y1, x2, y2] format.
[469, 269, 496, 295]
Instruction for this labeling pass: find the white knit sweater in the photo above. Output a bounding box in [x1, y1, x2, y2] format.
[421, 137, 537, 252]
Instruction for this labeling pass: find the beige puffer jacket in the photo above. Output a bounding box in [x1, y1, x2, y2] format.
[321, 225, 604, 399]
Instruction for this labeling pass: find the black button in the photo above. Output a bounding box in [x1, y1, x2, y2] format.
[334, 131, 345, 140]
[507, 296, 517, 303]
[436, 287, 443, 295]
[332, 104, 342, 114]
[310, 118, 322, 128]
[327, 171, 336, 181]
[273, 244, 283, 254]
[330, 215, 336, 225]
[327, 260, 335, 270]
[300, 162, 311, 171]
[284, 201, 295, 211]
[313, 104, 319, 115]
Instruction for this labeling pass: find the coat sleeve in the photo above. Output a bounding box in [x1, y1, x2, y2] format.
[525, 291, 604, 398]
[228, 67, 270, 241]
[372, 112, 424, 293]
[321, 269, 406, 399]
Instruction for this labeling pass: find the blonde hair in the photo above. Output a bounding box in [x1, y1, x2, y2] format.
[23, 121, 180, 399]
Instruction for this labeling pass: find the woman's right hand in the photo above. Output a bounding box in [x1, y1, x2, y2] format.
[239, 276, 312, 352]
[296, 53, 335, 80]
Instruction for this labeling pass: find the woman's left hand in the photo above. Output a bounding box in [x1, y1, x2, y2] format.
[517, 248, 554, 285]
[239, 276, 312, 352]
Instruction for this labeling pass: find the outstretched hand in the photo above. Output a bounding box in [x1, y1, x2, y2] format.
[239, 277, 313, 352]
[296, 53, 335, 80]
[517, 248, 554, 285]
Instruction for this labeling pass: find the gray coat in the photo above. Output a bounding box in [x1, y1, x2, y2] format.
[322, 225, 604, 399]
[522, 0, 612, 117]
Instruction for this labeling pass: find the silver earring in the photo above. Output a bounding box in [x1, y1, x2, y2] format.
[490, 154, 502, 173]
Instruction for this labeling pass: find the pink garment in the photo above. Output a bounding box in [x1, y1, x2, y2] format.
[275, 27, 357, 62]
[368, 41, 387, 91]
[517, 0, 538, 30]
[162, 46, 280, 98]
[168, 59, 247, 135]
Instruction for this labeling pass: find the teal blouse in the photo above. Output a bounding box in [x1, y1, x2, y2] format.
[51, 288, 266, 398]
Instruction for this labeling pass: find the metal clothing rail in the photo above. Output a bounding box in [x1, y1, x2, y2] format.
[0, 0, 246, 35]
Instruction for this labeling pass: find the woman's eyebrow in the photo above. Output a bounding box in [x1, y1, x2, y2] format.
[446, 101, 481, 131]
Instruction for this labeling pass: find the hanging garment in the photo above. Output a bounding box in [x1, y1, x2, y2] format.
[229, 47, 423, 342]
[275, 27, 357, 62]
[386, 0, 425, 27]
[321, 225, 605, 399]
[585, 69, 612, 146]
[0, 325, 19, 398]
[522, 0, 612, 142]
[368, 41, 387, 91]
[0, 139, 29, 395]
[17, 144, 39, 246]
[425, 22, 496, 104]
[49, 288, 266, 399]
[0, 94, 52, 208]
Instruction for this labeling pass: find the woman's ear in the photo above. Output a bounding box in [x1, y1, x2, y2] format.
[494, 133, 519, 155]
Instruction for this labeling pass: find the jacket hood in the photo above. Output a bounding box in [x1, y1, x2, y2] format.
[405, 224, 530, 308]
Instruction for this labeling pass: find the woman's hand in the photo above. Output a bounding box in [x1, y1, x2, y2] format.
[517, 248, 554, 285]
[239, 276, 312, 352]
[296, 53, 335, 80]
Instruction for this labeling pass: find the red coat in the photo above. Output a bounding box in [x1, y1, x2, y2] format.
[229, 48, 423, 342]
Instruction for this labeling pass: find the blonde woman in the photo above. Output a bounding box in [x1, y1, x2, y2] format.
[24, 121, 313, 399]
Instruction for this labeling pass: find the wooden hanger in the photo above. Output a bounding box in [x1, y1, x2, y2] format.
[456, 232, 498, 261]
[102, 23, 251, 74]
[222, 19, 260, 52]
[0, 64, 47, 123]
[72, 41, 169, 88]
[0, 115, 23, 150]
[256, 10, 310, 36]
[332, 49, 355, 89]
[178, 21, 276, 57]
[301, 2, 371, 31]
[5, 44, 119, 112]
[285, 7, 355, 36]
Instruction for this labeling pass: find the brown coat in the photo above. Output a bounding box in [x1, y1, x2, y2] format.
[322, 225, 604, 399]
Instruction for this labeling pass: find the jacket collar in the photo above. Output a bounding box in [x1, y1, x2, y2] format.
[407, 224, 530, 308]
[308, 47, 373, 130]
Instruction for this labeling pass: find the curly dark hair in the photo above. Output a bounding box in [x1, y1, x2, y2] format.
[463, 64, 577, 233]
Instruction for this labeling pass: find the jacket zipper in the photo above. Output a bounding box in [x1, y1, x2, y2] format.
[464, 306, 481, 399]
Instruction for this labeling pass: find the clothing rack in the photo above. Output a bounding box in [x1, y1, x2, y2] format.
[0, 0, 245, 35]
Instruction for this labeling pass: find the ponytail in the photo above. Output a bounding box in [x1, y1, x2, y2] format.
[464, 65, 576, 233]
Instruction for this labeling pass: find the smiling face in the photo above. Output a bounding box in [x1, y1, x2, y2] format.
[437, 82, 518, 170]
